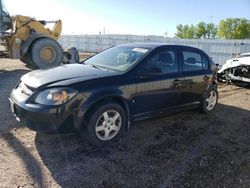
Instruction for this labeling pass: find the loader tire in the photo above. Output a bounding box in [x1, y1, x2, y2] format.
[31, 38, 63, 69]
[21, 44, 36, 67]
[21, 52, 33, 65]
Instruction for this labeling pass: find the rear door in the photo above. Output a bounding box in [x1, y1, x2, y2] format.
[180, 46, 212, 105]
[134, 46, 183, 115]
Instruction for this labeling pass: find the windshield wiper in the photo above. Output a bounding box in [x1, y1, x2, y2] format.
[91, 64, 108, 71]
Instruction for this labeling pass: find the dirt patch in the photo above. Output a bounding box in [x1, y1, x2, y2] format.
[0, 59, 250, 187]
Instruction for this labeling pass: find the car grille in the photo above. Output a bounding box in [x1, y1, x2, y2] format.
[22, 119, 55, 132]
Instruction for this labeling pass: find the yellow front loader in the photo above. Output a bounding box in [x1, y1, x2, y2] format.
[0, 1, 79, 69]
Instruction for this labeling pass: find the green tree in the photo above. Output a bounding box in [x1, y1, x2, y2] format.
[187, 24, 196, 39]
[175, 22, 217, 39]
[218, 18, 250, 39]
[206, 23, 217, 38]
[196, 22, 207, 38]
[175, 24, 196, 39]
[182, 25, 190, 38]
[175, 24, 184, 38]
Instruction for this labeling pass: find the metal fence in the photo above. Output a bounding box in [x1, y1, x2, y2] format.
[59, 35, 250, 65]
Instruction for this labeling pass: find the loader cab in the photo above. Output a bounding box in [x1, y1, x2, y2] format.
[0, 9, 12, 33]
[0, 10, 12, 32]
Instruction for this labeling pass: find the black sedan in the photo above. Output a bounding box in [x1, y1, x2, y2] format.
[9, 43, 218, 146]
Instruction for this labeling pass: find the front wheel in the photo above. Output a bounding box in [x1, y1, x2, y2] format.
[85, 103, 126, 146]
[200, 87, 218, 114]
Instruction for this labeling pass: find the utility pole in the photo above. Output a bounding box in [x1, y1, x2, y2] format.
[209, 16, 213, 23]
[103, 27, 106, 35]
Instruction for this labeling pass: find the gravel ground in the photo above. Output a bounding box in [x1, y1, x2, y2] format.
[0, 59, 250, 188]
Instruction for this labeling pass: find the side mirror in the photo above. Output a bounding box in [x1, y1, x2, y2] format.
[211, 63, 220, 73]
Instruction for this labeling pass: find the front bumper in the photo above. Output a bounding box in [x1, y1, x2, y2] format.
[9, 97, 76, 133]
[9, 86, 82, 133]
[228, 73, 250, 83]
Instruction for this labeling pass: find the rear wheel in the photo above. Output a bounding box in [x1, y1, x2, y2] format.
[84, 102, 126, 146]
[30, 38, 63, 69]
[200, 87, 218, 114]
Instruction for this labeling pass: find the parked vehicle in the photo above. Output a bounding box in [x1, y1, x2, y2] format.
[217, 53, 250, 83]
[9, 44, 218, 146]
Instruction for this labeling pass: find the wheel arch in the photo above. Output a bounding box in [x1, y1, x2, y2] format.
[206, 82, 217, 91]
[81, 95, 131, 130]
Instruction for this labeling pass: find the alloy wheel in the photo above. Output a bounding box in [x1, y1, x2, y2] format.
[95, 110, 122, 141]
[206, 91, 217, 111]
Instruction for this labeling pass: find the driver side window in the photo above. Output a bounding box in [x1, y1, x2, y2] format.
[144, 49, 178, 74]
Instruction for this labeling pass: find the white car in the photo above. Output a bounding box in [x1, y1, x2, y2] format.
[217, 53, 250, 83]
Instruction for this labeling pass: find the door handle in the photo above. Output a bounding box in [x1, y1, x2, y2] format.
[203, 75, 210, 81]
[139, 75, 150, 80]
[173, 79, 182, 86]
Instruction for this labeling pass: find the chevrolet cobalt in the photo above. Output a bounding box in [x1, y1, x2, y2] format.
[9, 44, 218, 146]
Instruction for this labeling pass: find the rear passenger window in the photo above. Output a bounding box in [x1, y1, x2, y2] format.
[202, 55, 209, 70]
[182, 51, 209, 71]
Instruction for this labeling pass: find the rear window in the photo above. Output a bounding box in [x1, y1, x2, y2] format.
[182, 51, 209, 71]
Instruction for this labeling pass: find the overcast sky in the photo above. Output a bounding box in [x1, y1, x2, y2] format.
[3, 0, 250, 36]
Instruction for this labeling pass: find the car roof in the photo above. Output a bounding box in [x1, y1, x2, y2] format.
[118, 43, 199, 50]
[240, 52, 250, 55]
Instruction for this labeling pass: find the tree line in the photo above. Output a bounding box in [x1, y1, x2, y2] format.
[174, 18, 250, 39]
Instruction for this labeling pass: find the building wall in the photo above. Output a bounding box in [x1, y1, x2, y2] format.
[59, 35, 250, 65]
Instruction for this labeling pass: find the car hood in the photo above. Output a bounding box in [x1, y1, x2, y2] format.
[21, 64, 117, 88]
[218, 56, 250, 73]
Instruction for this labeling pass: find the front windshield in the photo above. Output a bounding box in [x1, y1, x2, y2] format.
[1, 0, 9, 14]
[84, 46, 150, 72]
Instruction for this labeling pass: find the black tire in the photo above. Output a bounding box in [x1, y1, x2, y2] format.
[232, 80, 250, 88]
[84, 102, 126, 146]
[200, 87, 218, 114]
[67, 47, 79, 63]
[30, 38, 63, 69]
[62, 47, 80, 64]
[21, 49, 33, 65]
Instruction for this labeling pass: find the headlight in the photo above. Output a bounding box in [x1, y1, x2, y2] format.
[34, 88, 78, 105]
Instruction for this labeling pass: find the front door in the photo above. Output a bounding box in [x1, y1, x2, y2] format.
[134, 47, 183, 115]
